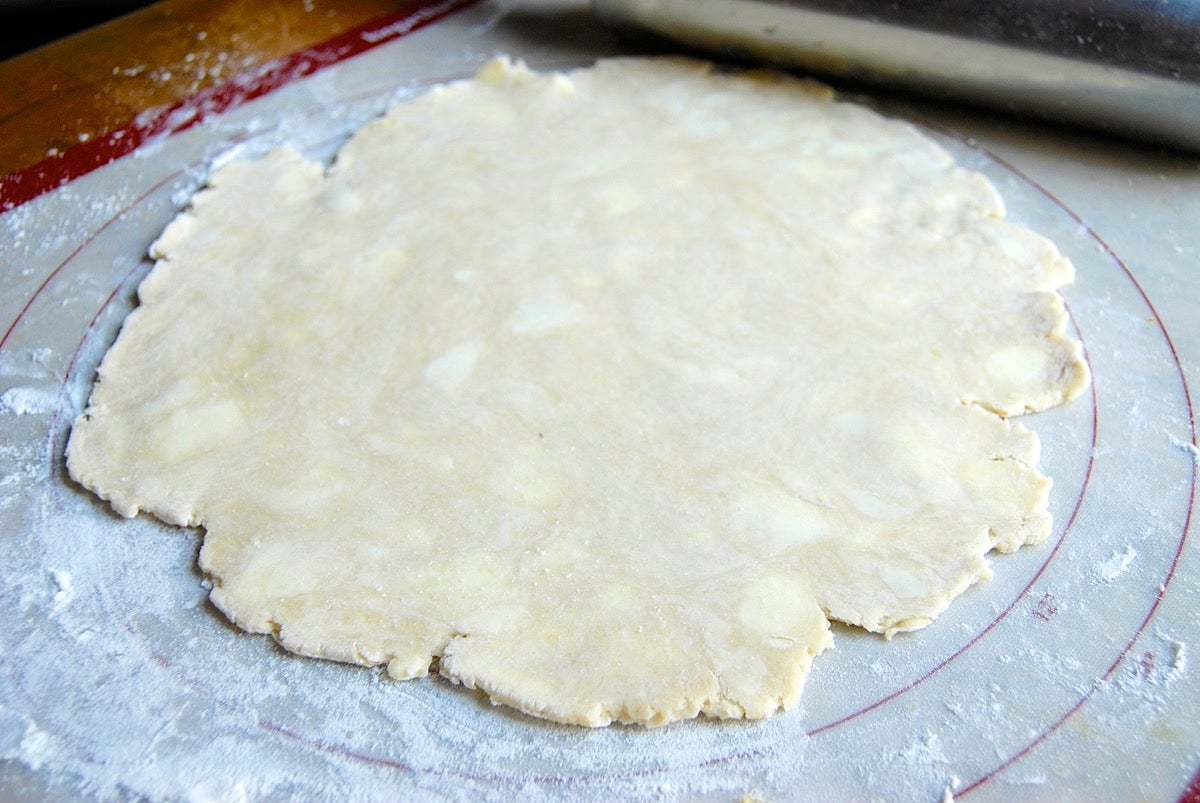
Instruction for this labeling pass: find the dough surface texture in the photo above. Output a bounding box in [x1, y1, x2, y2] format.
[67, 57, 1089, 726]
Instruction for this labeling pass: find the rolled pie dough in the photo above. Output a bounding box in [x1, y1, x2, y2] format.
[68, 57, 1089, 726]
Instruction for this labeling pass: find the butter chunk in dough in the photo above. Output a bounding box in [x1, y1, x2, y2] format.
[66, 57, 1089, 727]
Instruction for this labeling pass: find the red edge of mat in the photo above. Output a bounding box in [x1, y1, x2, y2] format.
[0, 0, 480, 213]
[1180, 766, 1200, 803]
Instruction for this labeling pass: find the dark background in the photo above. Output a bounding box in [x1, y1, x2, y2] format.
[1, 1, 156, 61]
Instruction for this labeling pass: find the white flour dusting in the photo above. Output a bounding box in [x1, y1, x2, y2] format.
[50, 570, 75, 612]
[0, 387, 59, 416]
[1168, 641, 1188, 679]
[15, 722, 61, 773]
[1169, 432, 1200, 462]
[0, 348, 55, 378]
[1094, 546, 1137, 582]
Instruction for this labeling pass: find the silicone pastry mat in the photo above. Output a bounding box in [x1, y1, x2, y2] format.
[2, 2, 1197, 800]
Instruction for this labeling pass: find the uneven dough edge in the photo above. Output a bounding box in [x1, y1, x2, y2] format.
[65, 55, 1090, 727]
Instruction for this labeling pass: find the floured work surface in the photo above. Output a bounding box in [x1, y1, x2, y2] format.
[66, 57, 1088, 727]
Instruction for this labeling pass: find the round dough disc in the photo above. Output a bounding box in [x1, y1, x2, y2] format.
[66, 57, 1089, 726]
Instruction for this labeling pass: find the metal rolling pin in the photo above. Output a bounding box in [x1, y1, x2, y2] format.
[593, 0, 1200, 150]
